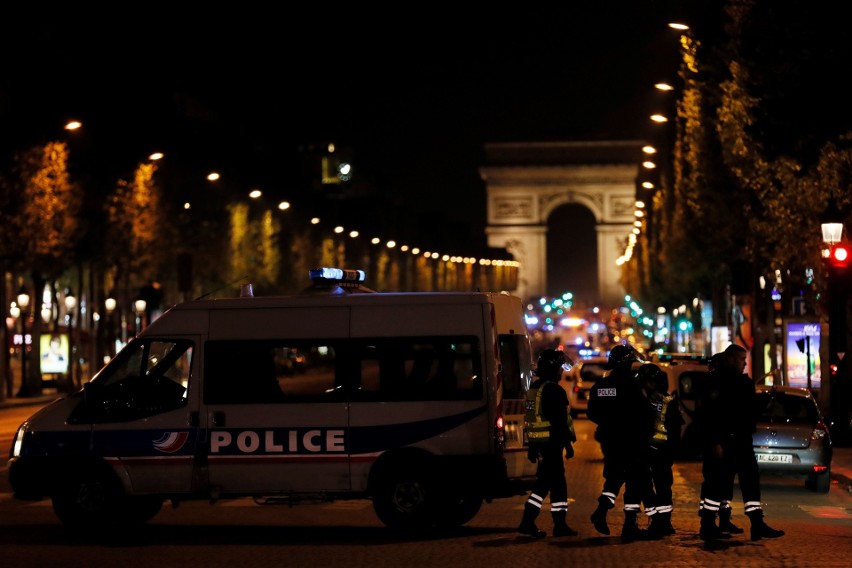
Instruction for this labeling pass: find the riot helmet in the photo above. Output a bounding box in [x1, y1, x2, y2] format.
[535, 349, 572, 382]
[604, 343, 642, 370]
[637, 363, 667, 394]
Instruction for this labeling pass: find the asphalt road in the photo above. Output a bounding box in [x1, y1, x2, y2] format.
[2, 405, 851, 568]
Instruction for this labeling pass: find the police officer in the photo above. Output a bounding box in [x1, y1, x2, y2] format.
[587, 343, 658, 542]
[697, 344, 784, 541]
[698, 353, 743, 536]
[518, 349, 578, 538]
[637, 362, 683, 537]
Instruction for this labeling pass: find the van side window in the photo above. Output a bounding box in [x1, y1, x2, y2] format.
[354, 337, 480, 401]
[203, 337, 480, 403]
[204, 340, 337, 403]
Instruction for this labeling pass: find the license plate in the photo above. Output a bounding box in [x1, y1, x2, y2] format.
[757, 453, 793, 464]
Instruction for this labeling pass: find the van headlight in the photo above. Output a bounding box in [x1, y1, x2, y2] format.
[10, 424, 27, 458]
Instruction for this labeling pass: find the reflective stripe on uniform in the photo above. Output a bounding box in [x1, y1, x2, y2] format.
[744, 500, 762, 513]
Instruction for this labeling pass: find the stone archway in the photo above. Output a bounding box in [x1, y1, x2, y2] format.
[480, 141, 643, 306]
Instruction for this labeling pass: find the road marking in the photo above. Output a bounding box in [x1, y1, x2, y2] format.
[799, 505, 852, 520]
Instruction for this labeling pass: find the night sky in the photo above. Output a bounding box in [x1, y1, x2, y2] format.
[1, 2, 700, 299]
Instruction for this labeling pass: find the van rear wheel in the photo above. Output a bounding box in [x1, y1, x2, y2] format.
[372, 464, 435, 529]
[437, 494, 482, 527]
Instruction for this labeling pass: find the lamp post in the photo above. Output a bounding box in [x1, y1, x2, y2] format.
[8, 303, 20, 398]
[821, 200, 849, 443]
[105, 295, 116, 359]
[15, 286, 31, 397]
[64, 290, 78, 391]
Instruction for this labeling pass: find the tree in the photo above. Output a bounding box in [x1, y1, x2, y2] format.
[630, 0, 852, 333]
[12, 142, 82, 395]
[104, 161, 173, 321]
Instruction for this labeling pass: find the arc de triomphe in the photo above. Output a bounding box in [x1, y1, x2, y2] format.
[480, 141, 643, 306]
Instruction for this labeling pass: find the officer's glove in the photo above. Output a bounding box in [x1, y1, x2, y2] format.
[564, 442, 575, 459]
[527, 447, 539, 463]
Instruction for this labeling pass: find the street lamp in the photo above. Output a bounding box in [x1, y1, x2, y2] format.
[134, 299, 147, 335]
[15, 286, 30, 397]
[821, 198, 844, 246]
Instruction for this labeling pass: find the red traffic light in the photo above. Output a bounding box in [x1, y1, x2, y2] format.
[828, 243, 851, 268]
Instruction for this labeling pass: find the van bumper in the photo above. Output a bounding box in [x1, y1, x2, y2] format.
[7, 456, 50, 500]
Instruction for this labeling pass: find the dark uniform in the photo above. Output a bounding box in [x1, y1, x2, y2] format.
[637, 363, 683, 537]
[518, 349, 577, 538]
[587, 344, 658, 542]
[697, 345, 784, 541]
[698, 353, 743, 535]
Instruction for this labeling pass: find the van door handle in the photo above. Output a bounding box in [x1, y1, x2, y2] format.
[188, 412, 199, 427]
[212, 411, 226, 427]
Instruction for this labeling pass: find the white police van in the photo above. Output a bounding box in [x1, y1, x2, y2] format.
[8, 268, 536, 529]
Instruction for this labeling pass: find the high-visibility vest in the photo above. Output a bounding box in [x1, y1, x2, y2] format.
[650, 392, 674, 446]
[524, 383, 574, 445]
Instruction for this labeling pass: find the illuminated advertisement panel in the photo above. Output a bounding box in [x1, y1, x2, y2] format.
[40, 333, 70, 375]
[784, 321, 820, 390]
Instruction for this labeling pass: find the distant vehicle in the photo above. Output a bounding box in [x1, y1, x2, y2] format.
[633, 354, 712, 457]
[649, 352, 710, 366]
[752, 385, 833, 493]
[561, 356, 608, 418]
[662, 357, 712, 456]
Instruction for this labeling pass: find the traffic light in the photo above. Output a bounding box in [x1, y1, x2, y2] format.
[828, 242, 851, 269]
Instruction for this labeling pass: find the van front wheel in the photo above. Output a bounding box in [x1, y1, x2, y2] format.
[51, 468, 122, 527]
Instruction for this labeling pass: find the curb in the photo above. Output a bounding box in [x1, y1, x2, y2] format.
[833, 472, 852, 493]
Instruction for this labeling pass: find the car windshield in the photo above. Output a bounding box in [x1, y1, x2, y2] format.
[754, 392, 817, 424]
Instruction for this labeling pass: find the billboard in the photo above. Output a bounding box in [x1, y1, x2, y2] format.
[40, 333, 69, 375]
[784, 321, 821, 390]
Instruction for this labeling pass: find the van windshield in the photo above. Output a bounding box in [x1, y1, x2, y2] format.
[72, 339, 193, 423]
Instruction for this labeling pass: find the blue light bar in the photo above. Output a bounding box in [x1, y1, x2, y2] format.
[309, 267, 367, 284]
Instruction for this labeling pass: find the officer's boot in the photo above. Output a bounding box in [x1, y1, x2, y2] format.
[518, 503, 546, 538]
[552, 511, 578, 537]
[590, 495, 612, 535]
[649, 511, 675, 537]
[718, 507, 744, 535]
[699, 509, 728, 541]
[620, 511, 647, 543]
[746, 510, 784, 541]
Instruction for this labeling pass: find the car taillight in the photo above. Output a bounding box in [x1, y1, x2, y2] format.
[813, 465, 828, 474]
[495, 401, 505, 453]
[812, 420, 829, 440]
[573, 386, 580, 394]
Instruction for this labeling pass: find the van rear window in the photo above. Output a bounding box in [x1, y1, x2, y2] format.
[204, 336, 482, 404]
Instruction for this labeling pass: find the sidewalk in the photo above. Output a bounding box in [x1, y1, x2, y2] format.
[2, 392, 852, 493]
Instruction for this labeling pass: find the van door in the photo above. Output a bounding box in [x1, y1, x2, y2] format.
[202, 338, 350, 493]
[84, 338, 199, 495]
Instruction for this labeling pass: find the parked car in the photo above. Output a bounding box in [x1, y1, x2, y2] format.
[561, 356, 608, 418]
[752, 385, 833, 492]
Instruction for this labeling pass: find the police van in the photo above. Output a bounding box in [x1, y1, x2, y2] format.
[8, 268, 537, 529]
